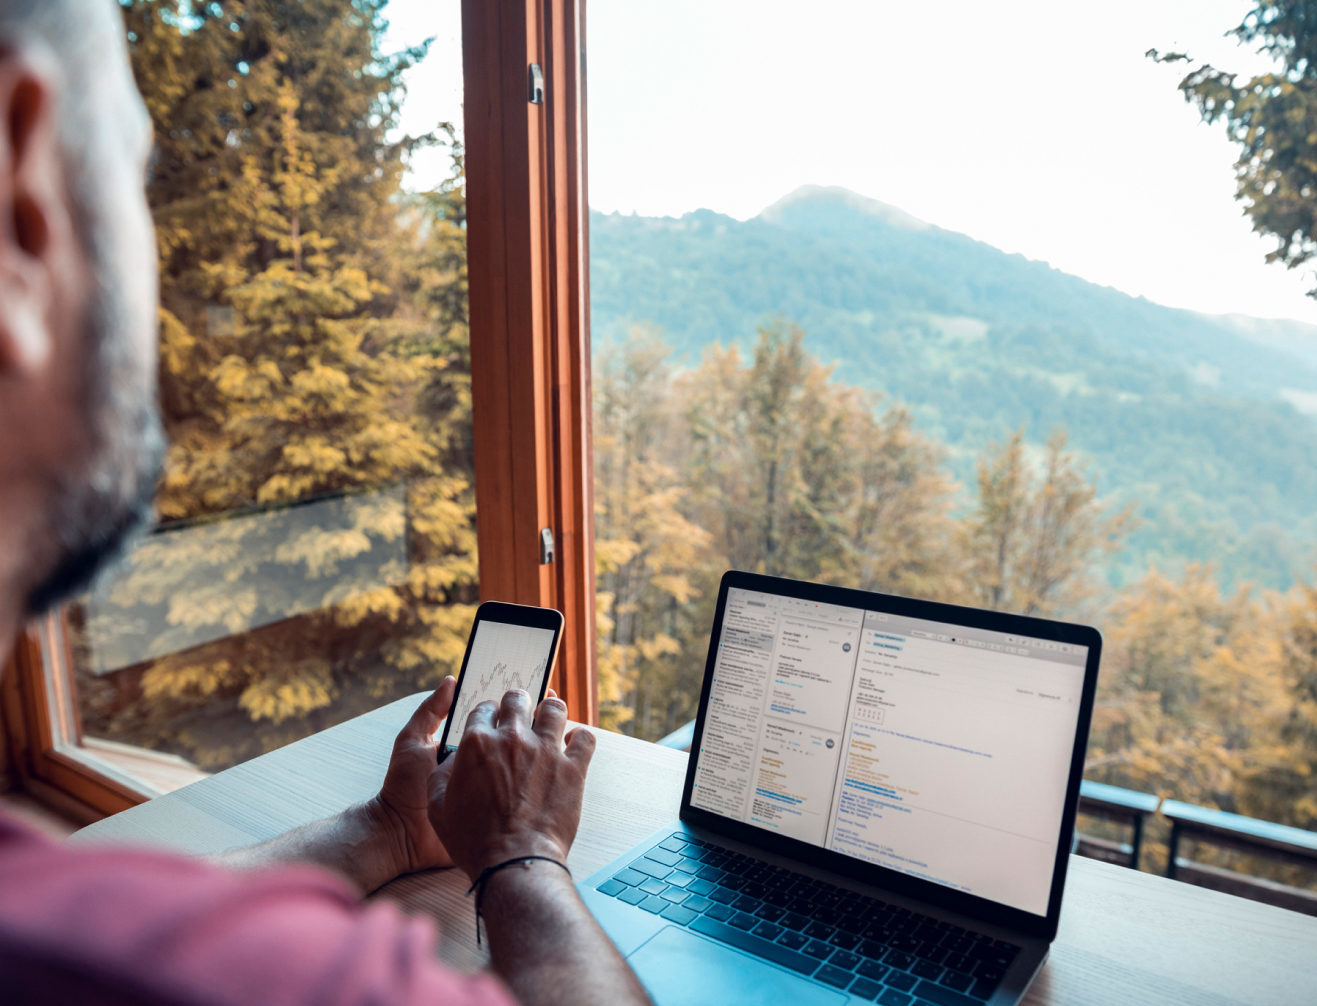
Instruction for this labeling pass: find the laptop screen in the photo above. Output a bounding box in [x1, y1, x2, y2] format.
[688, 584, 1090, 917]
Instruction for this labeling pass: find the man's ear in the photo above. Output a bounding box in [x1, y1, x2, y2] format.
[0, 48, 65, 375]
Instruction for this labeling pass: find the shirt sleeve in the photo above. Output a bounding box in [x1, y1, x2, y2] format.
[0, 815, 517, 1006]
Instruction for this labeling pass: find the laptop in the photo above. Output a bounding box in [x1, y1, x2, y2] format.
[580, 570, 1101, 1006]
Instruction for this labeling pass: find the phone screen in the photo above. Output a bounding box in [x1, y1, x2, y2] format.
[443, 617, 560, 751]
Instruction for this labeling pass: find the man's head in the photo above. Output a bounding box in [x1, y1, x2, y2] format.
[0, 0, 163, 629]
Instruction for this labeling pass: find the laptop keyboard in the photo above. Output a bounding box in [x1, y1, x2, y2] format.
[596, 833, 1021, 1005]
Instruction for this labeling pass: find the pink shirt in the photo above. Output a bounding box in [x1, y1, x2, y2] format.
[0, 811, 515, 1006]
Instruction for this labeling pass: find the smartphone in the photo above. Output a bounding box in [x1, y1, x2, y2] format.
[437, 601, 565, 759]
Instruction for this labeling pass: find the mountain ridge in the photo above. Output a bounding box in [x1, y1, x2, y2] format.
[759, 185, 934, 232]
[588, 186, 1317, 590]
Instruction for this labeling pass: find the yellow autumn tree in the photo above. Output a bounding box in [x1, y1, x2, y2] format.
[73, 1, 476, 769]
[963, 429, 1135, 618]
[594, 333, 715, 736]
[594, 326, 963, 739]
[681, 324, 962, 597]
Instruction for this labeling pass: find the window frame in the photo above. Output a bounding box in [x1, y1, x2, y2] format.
[2, 0, 596, 814]
[464, 0, 597, 723]
[3, 619, 147, 817]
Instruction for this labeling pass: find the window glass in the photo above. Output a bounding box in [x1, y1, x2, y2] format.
[587, 0, 1317, 885]
[71, 0, 472, 781]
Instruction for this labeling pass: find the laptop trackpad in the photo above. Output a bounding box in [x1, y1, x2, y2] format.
[628, 926, 848, 1006]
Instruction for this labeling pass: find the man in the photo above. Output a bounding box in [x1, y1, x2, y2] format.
[0, 2, 649, 1004]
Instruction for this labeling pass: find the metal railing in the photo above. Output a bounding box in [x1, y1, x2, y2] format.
[1162, 800, 1317, 916]
[1075, 780, 1160, 870]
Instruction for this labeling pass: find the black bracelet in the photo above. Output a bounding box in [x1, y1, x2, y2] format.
[465, 854, 572, 946]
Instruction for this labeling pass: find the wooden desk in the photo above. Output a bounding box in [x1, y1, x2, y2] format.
[74, 694, 1317, 1005]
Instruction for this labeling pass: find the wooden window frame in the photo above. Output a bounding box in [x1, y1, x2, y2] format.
[2, 0, 596, 815]
[3, 618, 149, 818]
[464, 0, 597, 722]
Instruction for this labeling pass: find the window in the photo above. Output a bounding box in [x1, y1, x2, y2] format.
[585, 0, 1317, 889]
[6, 0, 594, 813]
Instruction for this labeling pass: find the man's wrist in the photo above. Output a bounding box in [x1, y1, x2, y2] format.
[476, 855, 578, 926]
[212, 800, 413, 897]
[467, 835, 570, 880]
[351, 797, 414, 887]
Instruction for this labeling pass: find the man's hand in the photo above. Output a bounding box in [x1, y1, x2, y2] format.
[217, 684, 646, 1005]
[424, 689, 648, 1006]
[366, 676, 458, 876]
[428, 689, 596, 879]
[214, 680, 459, 894]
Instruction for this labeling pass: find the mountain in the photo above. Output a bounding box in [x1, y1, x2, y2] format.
[1218, 314, 1317, 379]
[588, 186, 1317, 590]
[760, 185, 933, 232]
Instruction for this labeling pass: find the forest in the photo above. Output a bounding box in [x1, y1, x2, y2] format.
[78, 0, 480, 767]
[73, 2, 1317, 875]
[590, 192, 1317, 593]
[593, 328, 1317, 849]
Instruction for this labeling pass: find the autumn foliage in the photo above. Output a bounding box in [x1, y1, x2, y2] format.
[77, 1, 476, 767]
[76, 1, 1317, 859]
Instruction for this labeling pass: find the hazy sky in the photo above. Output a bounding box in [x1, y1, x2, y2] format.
[383, 0, 1317, 325]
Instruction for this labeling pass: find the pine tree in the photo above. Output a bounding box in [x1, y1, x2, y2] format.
[80, 1, 476, 767]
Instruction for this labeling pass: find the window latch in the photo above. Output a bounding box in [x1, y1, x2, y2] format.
[540, 527, 555, 564]
[529, 63, 544, 105]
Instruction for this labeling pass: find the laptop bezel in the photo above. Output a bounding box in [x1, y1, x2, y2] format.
[678, 570, 1101, 942]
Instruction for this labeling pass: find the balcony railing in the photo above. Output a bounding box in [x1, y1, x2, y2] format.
[1074, 780, 1160, 869]
[1162, 800, 1317, 916]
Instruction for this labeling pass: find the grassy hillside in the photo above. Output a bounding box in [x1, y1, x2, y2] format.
[589, 187, 1317, 590]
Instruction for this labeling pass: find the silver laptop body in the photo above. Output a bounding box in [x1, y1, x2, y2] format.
[581, 570, 1101, 1006]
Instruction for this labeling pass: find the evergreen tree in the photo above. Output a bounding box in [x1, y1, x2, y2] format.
[79, 1, 475, 767]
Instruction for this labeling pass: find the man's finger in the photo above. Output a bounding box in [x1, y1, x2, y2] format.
[497, 688, 533, 731]
[464, 697, 499, 738]
[428, 757, 454, 812]
[532, 695, 568, 743]
[400, 677, 456, 743]
[563, 725, 596, 772]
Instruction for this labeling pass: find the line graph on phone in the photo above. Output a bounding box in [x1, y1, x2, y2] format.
[473, 658, 546, 698]
[448, 621, 557, 744]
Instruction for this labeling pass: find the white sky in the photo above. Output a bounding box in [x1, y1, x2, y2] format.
[383, 0, 1317, 325]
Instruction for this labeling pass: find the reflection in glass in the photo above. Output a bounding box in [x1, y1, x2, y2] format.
[71, 1, 474, 779]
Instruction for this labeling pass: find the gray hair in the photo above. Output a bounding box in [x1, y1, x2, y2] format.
[0, 0, 125, 222]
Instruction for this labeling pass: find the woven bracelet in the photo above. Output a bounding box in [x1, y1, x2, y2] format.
[466, 854, 572, 946]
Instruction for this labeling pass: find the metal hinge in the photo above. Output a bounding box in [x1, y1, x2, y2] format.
[540, 527, 556, 564]
[529, 63, 545, 105]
